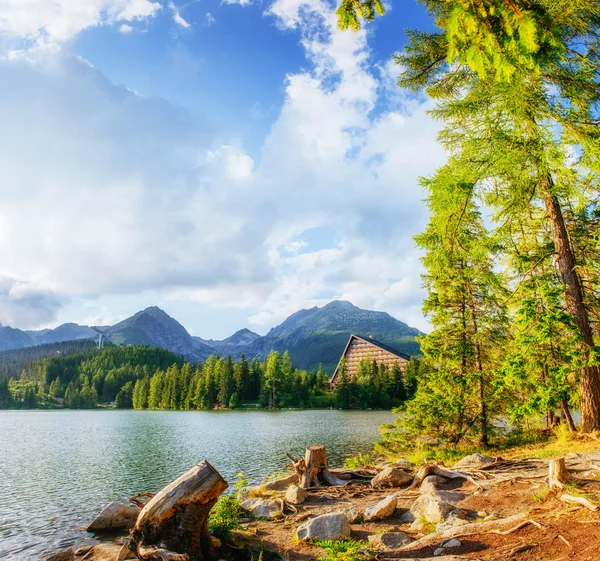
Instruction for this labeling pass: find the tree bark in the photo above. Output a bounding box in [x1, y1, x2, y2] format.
[548, 457, 569, 489]
[131, 460, 228, 561]
[542, 183, 600, 432]
[561, 398, 577, 433]
[287, 445, 347, 488]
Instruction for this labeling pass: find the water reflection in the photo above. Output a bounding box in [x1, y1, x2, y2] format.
[0, 410, 393, 560]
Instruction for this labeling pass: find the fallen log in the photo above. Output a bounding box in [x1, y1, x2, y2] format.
[131, 460, 228, 561]
[560, 493, 598, 511]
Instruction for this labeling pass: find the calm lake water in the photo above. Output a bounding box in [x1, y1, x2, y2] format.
[0, 409, 393, 560]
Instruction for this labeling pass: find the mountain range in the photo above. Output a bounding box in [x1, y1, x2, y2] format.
[0, 301, 422, 372]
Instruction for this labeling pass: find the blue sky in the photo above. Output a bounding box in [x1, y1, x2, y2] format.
[0, 0, 444, 337]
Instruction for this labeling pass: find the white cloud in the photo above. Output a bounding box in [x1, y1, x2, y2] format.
[119, 23, 134, 33]
[168, 1, 191, 28]
[205, 12, 216, 25]
[0, 0, 444, 332]
[221, 0, 253, 6]
[0, 0, 160, 45]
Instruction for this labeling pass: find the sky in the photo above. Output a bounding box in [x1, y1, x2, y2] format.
[0, 0, 445, 338]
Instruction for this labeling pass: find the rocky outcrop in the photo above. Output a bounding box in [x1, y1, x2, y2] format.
[342, 505, 363, 523]
[86, 501, 140, 532]
[363, 494, 398, 522]
[296, 512, 351, 542]
[367, 531, 413, 550]
[371, 466, 413, 488]
[285, 484, 307, 505]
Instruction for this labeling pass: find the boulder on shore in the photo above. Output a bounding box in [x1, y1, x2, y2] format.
[420, 475, 445, 493]
[285, 484, 307, 505]
[363, 494, 398, 522]
[240, 498, 283, 519]
[45, 549, 74, 561]
[410, 491, 455, 525]
[296, 512, 351, 542]
[86, 501, 140, 532]
[367, 531, 413, 550]
[371, 466, 413, 488]
[452, 454, 494, 470]
[263, 473, 298, 491]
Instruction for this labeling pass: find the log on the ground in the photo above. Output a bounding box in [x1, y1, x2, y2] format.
[131, 460, 228, 561]
[287, 445, 348, 488]
[548, 457, 569, 489]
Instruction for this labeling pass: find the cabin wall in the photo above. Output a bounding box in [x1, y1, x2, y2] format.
[331, 338, 408, 387]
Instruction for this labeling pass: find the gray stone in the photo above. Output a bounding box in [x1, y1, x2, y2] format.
[296, 512, 351, 542]
[410, 491, 454, 524]
[342, 505, 364, 523]
[433, 547, 446, 556]
[46, 549, 74, 561]
[367, 531, 413, 550]
[420, 475, 444, 493]
[87, 501, 140, 532]
[443, 539, 462, 548]
[452, 454, 494, 470]
[371, 466, 413, 488]
[364, 494, 398, 522]
[263, 473, 298, 491]
[241, 498, 282, 519]
[285, 484, 307, 505]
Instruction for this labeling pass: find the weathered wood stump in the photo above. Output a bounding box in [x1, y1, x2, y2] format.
[548, 457, 569, 489]
[131, 460, 228, 561]
[287, 445, 348, 488]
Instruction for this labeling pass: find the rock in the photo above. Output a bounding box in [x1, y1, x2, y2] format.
[241, 498, 282, 519]
[285, 484, 307, 505]
[434, 547, 446, 556]
[73, 546, 94, 556]
[86, 501, 140, 532]
[396, 459, 412, 469]
[363, 494, 398, 522]
[116, 541, 136, 561]
[371, 466, 413, 488]
[420, 475, 444, 493]
[79, 544, 124, 561]
[452, 454, 494, 470]
[368, 531, 413, 550]
[342, 505, 364, 523]
[410, 491, 455, 524]
[296, 512, 351, 542]
[46, 549, 74, 561]
[263, 473, 298, 491]
[443, 539, 461, 548]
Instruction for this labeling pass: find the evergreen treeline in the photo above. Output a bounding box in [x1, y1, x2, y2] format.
[347, 0, 600, 449]
[0, 344, 414, 410]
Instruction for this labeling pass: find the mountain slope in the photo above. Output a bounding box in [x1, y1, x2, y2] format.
[105, 306, 215, 361]
[26, 323, 97, 345]
[0, 326, 33, 351]
[257, 300, 422, 371]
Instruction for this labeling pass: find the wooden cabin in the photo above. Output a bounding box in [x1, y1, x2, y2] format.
[330, 334, 410, 388]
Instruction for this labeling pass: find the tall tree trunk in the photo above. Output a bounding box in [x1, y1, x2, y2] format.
[561, 398, 577, 433]
[541, 180, 600, 432]
[476, 344, 488, 446]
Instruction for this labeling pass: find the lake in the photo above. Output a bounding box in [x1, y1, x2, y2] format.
[0, 409, 394, 560]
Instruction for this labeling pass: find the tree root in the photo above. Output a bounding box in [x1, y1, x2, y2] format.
[559, 494, 598, 511]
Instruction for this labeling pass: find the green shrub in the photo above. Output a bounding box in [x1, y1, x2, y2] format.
[208, 494, 243, 541]
[343, 453, 376, 469]
[317, 540, 373, 561]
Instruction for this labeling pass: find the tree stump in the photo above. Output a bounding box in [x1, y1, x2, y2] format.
[131, 460, 228, 561]
[287, 445, 348, 488]
[548, 457, 569, 489]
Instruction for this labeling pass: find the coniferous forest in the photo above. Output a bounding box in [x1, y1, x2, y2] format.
[0, 344, 418, 411]
[336, 0, 600, 450]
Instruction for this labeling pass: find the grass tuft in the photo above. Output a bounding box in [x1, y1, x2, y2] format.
[317, 540, 374, 561]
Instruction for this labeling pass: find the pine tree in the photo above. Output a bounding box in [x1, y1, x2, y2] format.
[116, 381, 134, 408]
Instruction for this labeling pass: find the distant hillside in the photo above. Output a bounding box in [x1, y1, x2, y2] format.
[0, 301, 422, 373]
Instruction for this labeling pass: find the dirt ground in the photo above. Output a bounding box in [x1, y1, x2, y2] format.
[239, 452, 600, 561]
